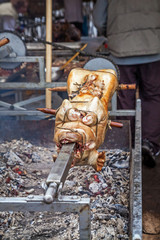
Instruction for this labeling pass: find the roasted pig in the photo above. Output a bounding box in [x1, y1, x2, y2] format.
[54, 68, 118, 171]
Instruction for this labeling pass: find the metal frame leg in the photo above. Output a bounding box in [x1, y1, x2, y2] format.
[79, 203, 91, 240]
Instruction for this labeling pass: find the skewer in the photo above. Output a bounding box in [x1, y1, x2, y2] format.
[59, 43, 88, 71]
[118, 84, 136, 90]
[36, 108, 123, 128]
[49, 84, 136, 92]
[109, 121, 123, 128]
[36, 108, 57, 115]
[0, 38, 9, 47]
[49, 86, 67, 92]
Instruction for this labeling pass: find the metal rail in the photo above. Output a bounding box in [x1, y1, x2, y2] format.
[0, 55, 66, 117]
[130, 99, 142, 240]
[0, 91, 136, 117]
[0, 56, 45, 87]
[0, 56, 67, 89]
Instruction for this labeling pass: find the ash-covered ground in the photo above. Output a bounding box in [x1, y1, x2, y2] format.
[0, 139, 130, 240]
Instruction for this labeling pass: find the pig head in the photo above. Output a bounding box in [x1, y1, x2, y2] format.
[54, 68, 118, 171]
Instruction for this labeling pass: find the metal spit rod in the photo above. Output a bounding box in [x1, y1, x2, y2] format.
[44, 143, 76, 203]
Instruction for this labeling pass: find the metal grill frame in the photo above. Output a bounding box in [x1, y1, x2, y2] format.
[0, 55, 142, 239]
[0, 99, 142, 240]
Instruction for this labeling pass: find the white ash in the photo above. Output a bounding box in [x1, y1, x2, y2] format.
[0, 139, 130, 240]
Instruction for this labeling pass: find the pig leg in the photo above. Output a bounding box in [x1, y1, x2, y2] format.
[96, 151, 106, 171]
[87, 149, 106, 171]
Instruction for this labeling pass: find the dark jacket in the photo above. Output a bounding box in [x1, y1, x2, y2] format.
[107, 0, 160, 57]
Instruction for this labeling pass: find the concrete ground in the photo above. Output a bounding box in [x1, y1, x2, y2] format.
[142, 154, 160, 240]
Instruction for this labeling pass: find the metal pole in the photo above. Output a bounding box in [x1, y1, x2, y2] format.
[44, 143, 76, 203]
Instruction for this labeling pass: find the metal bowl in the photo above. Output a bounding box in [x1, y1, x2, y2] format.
[45, 67, 64, 81]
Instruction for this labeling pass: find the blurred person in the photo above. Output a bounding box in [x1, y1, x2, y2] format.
[0, 0, 28, 31]
[93, 0, 160, 167]
[64, 0, 83, 34]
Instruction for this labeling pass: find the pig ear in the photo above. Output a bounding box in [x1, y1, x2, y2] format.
[56, 99, 73, 122]
[87, 97, 105, 121]
[62, 100, 73, 122]
[62, 99, 73, 111]
[87, 97, 99, 111]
